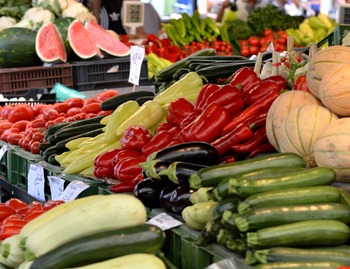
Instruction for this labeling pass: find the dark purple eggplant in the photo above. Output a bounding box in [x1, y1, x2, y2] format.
[146, 142, 219, 166]
[159, 183, 178, 211]
[133, 178, 165, 208]
[141, 161, 172, 180]
[157, 161, 207, 184]
[169, 185, 195, 214]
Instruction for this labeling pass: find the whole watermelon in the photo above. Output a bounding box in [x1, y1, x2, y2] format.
[0, 28, 41, 68]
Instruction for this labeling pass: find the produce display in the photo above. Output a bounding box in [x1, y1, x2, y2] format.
[0, 2, 350, 268]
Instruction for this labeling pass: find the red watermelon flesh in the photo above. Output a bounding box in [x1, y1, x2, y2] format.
[85, 19, 130, 57]
[35, 22, 67, 63]
[68, 19, 103, 60]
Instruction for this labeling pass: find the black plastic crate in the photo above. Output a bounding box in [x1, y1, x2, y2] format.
[0, 88, 56, 106]
[71, 57, 149, 91]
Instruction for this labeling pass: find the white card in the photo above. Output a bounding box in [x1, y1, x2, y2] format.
[0, 145, 8, 160]
[147, 212, 182, 231]
[57, 180, 89, 202]
[48, 176, 65, 201]
[128, 45, 145, 86]
[27, 164, 46, 202]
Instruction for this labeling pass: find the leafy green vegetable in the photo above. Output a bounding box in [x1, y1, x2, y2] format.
[0, 0, 31, 20]
[225, 19, 254, 40]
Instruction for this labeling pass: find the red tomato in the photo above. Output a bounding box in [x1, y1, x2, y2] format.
[31, 118, 46, 129]
[45, 120, 55, 129]
[8, 104, 34, 123]
[30, 141, 40, 154]
[31, 131, 44, 142]
[19, 137, 31, 151]
[5, 198, 27, 211]
[84, 98, 101, 105]
[32, 104, 48, 116]
[81, 103, 101, 114]
[62, 117, 76, 123]
[1, 106, 14, 120]
[248, 36, 260, 47]
[97, 110, 112, 116]
[96, 89, 119, 101]
[0, 122, 13, 135]
[12, 120, 30, 132]
[53, 116, 66, 124]
[42, 108, 59, 121]
[249, 46, 259, 56]
[64, 98, 84, 108]
[85, 113, 97, 119]
[53, 102, 71, 114]
[66, 107, 82, 117]
[73, 112, 87, 121]
[7, 133, 24, 145]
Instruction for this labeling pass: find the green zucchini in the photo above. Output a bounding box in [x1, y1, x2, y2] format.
[252, 261, 345, 269]
[247, 220, 350, 249]
[228, 167, 336, 198]
[47, 154, 60, 166]
[188, 55, 248, 61]
[45, 122, 71, 138]
[211, 196, 241, 221]
[189, 153, 306, 189]
[212, 166, 306, 201]
[39, 142, 54, 153]
[58, 115, 106, 130]
[153, 48, 216, 82]
[100, 91, 155, 111]
[55, 128, 104, 151]
[135, 95, 154, 106]
[48, 123, 104, 144]
[238, 186, 342, 215]
[234, 203, 350, 232]
[42, 145, 67, 162]
[172, 68, 190, 80]
[29, 224, 165, 269]
[254, 246, 350, 265]
[197, 220, 224, 246]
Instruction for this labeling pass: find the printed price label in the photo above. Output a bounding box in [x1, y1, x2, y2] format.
[128, 45, 145, 86]
[27, 164, 45, 202]
[48, 176, 65, 201]
[0, 145, 8, 160]
[147, 212, 182, 231]
[57, 180, 89, 202]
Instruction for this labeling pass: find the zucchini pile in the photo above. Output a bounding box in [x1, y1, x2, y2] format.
[1, 195, 167, 269]
[186, 152, 350, 268]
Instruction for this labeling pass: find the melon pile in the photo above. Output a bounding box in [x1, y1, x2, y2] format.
[266, 45, 350, 182]
[36, 19, 130, 63]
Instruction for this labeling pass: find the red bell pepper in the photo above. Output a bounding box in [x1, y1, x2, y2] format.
[211, 124, 254, 156]
[93, 166, 116, 179]
[230, 126, 268, 154]
[0, 214, 27, 240]
[114, 157, 147, 182]
[109, 180, 139, 193]
[166, 97, 194, 127]
[263, 75, 287, 90]
[248, 142, 276, 158]
[292, 75, 310, 92]
[180, 111, 200, 129]
[142, 130, 175, 157]
[168, 126, 180, 140]
[222, 90, 279, 136]
[0, 204, 16, 222]
[194, 84, 220, 112]
[112, 149, 143, 167]
[156, 122, 173, 133]
[120, 125, 152, 151]
[244, 80, 280, 106]
[200, 84, 245, 116]
[245, 112, 267, 131]
[0, 226, 23, 240]
[5, 198, 27, 211]
[94, 148, 121, 168]
[228, 66, 256, 88]
[23, 209, 45, 222]
[187, 103, 231, 143]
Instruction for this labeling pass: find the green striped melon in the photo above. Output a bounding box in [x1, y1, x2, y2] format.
[266, 90, 321, 152]
[314, 118, 350, 182]
[278, 104, 338, 168]
[0, 27, 41, 68]
[36, 22, 67, 63]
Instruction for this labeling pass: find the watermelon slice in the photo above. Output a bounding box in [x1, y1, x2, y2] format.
[85, 19, 130, 57]
[68, 19, 103, 60]
[35, 21, 67, 63]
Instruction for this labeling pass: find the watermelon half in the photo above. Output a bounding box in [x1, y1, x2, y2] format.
[85, 19, 130, 57]
[68, 19, 103, 60]
[36, 21, 67, 63]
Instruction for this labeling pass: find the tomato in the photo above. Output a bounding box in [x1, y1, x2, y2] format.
[53, 102, 71, 114]
[240, 47, 250, 57]
[12, 120, 30, 132]
[31, 131, 44, 142]
[249, 46, 259, 56]
[66, 107, 82, 117]
[64, 98, 84, 108]
[45, 120, 55, 129]
[1, 105, 14, 120]
[31, 118, 47, 129]
[84, 98, 101, 105]
[81, 103, 101, 114]
[97, 110, 112, 116]
[5, 198, 27, 211]
[96, 89, 119, 101]
[53, 116, 66, 124]
[73, 112, 87, 121]
[32, 104, 48, 116]
[20, 137, 31, 151]
[85, 113, 97, 119]
[62, 116, 76, 123]
[8, 104, 34, 123]
[248, 36, 259, 47]
[7, 132, 24, 145]
[30, 141, 40, 154]
[0, 122, 13, 135]
[42, 108, 59, 121]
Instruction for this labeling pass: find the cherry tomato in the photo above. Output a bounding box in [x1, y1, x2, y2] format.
[30, 141, 40, 154]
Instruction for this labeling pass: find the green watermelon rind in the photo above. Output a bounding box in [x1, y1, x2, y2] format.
[35, 22, 67, 63]
[0, 27, 41, 68]
[67, 19, 103, 60]
[55, 17, 75, 58]
[84, 20, 130, 57]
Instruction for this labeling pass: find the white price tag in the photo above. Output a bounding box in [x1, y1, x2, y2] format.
[147, 212, 182, 231]
[48, 176, 65, 201]
[128, 45, 145, 86]
[57, 180, 89, 202]
[27, 164, 46, 202]
[0, 145, 7, 160]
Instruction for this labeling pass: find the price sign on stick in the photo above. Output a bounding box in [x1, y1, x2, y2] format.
[147, 212, 182, 231]
[128, 45, 145, 90]
[57, 180, 89, 202]
[0, 145, 8, 160]
[48, 176, 65, 201]
[27, 164, 45, 202]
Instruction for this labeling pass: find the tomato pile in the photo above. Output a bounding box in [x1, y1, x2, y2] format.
[0, 90, 118, 154]
[239, 29, 289, 57]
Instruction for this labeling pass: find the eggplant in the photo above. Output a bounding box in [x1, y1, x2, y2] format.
[133, 178, 166, 208]
[159, 183, 178, 211]
[157, 161, 208, 184]
[141, 161, 172, 180]
[146, 142, 219, 166]
[169, 185, 195, 214]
